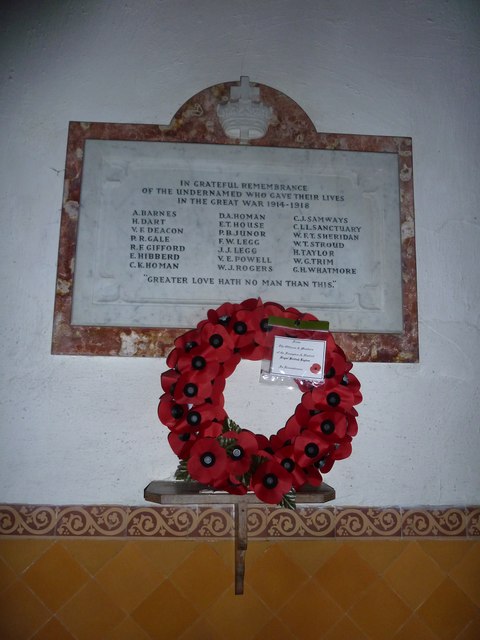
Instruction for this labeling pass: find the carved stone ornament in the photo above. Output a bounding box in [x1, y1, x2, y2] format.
[217, 76, 274, 142]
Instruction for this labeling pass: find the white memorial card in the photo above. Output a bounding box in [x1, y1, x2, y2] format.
[270, 336, 327, 381]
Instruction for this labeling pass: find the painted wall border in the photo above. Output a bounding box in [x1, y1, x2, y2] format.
[1, 505, 478, 539]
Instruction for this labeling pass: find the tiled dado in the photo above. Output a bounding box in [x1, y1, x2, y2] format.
[0, 505, 479, 539]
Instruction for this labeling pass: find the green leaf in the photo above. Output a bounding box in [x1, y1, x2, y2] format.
[279, 489, 296, 510]
[174, 459, 192, 482]
[218, 436, 237, 452]
[222, 417, 242, 433]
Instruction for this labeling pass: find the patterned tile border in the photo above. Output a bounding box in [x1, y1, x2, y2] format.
[1, 505, 479, 539]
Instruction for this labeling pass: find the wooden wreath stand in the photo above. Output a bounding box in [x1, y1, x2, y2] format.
[144, 480, 335, 595]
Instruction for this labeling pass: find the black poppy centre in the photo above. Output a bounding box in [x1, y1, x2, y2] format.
[234, 321, 247, 335]
[184, 383, 198, 397]
[209, 334, 223, 348]
[281, 458, 295, 472]
[305, 443, 320, 458]
[231, 446, 244, 459]
[171, 404, 184, 419]
[327, 392, 340, 407]
[187, 411, 201, 426]
[321, 419, 335, 434]
[262, 473, 279, 489]
[191, 355, 206, 370]
[200, 452, 216, 467]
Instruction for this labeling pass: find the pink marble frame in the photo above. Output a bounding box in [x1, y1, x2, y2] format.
[52, 80, 418, 361]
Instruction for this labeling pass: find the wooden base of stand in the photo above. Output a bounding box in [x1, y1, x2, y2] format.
[144, 480, 335, 594]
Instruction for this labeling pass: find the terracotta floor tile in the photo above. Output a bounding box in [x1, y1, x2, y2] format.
[24, 542, 89, 610]
[132, 579, 199, 639]
[418, 577, 478, 640]
[134, 539, 199, 576]
[205, 539, 238, 568]
[278, 581, 343, 640]
[450, 544, 480, 606]
[0, 556, 16, 591]
[280, 539, 340, 575]
[247, 543, 308, 610]
[0, 539, 53, 573]
[323, 614, 369, 640]
[31, 617, 76, 640]
[103, 615, 151, 640]
[206, 585, 272, 640]
[419, 540, 474, 571]
[58, 580, 124, 640]
[392, 614, 438, 640]
[349, 579, 411, 640]
[348, 539, 406, 573]
[384, 541, 445, 609]
[60, 539, 126, 574]
[253, 616, 297, 640]
[170, 543, 231, 609]
[314, 544, 377, 609]
[96, 542, 163, 612]
[456, 614, 480, 640]
[178, 616, 227, 640]
[0, 580, 50, 640]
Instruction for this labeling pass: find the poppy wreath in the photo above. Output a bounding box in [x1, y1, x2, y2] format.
[158, 298, 362, 508]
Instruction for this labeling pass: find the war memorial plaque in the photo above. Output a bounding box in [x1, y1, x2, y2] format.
[52, 78, 418, 361]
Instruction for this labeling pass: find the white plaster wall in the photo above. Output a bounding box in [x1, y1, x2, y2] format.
[0, 0, 479, 506]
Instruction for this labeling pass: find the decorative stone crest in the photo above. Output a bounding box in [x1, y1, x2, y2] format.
[217, 76, 273, 143]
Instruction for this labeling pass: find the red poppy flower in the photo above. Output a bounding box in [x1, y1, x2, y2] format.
[170, 402, 219, 434]
[176, 346, 220, 379]
[274, 444, 307, 489]
[293, 430, 330, 467]
[207, 301, 241, 327]
[166, 348, 179, 369]
[346, 415, 358, 437]
[341, 372, 363, 405]
[235, 302, 290, 349]
[300, 464, 323, 487]
[227, 310, 257, 349]
[220, 352, 241, 378]
[315, 436, 353, 473]
[209, 473, 248, 494]
[173, 371, 214, 404]
[208, 376, 226, 405]
[199, 322, 236, 363]
[311, 384, 355, 414]
[223, 430, 259, 474]
[254, 433, 271, 453]
[324, 347, 352, 379]
[172, 329, 201, 354]
[283, 414, 303, 439]
[332, 436, 353, 460]
[269, 426, 295, 451]
[187, 438, 229, 484]
[234, 341, 268, 361]
[168, 430, 197, 459]
[252, 459, 292, 504]
[158, 394, 188, 429]
[201, 421, 223, 437]
[295, 400, 312, 426]
[308, 410, 348, 441]
[160, 369, 179, 395]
